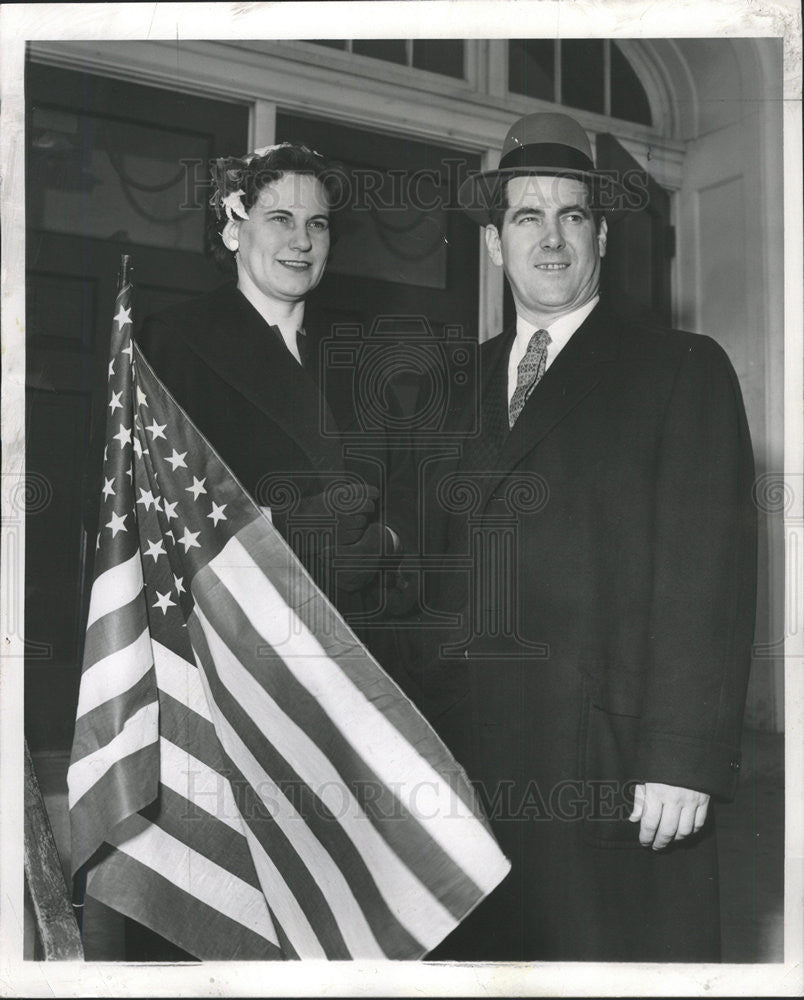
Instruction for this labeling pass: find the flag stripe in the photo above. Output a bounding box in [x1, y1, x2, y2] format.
[68, 743, 160, 872]
[152, 639, 213, 723]
[88, 846, 282, 960]
[192, 576, 477, 925]
[156, 682, 359, 958]
[192, 600, 452, 953]
[71, 668, 157, 764]
[157, 737, 248, 836]
[107, 811, 278, 943]
[209, 536, 506, 894]
[237, 784, 346, 960]
[85, 551, 144, 629]
[83, 593, 149, 671]
[189, 615, 370, 959]
[126, 778, 262, 892]
[157, 689, 228, 777]
[68, 701, 159, 806]
[76, 628, 153, 719]
[238, 516, 480, 816]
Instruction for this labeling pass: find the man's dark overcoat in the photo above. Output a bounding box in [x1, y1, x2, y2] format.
[402, 303, 756, 962]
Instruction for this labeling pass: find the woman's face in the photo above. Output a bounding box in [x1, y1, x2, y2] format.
[230, 172, 331, 305]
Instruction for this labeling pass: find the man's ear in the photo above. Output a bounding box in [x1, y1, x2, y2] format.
[484, 224, 503, 267]
[597, 216, 608, 259]
[222, 219, 241, 253]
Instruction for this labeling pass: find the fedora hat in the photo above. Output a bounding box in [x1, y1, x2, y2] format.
[458, 112, 626, 224]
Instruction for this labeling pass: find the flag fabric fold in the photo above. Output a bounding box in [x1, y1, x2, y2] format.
[67, 267, 510, 960]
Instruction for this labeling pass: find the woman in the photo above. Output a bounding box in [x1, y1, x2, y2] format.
[122, 143, 412, 959]
[136, 141, 402, 602]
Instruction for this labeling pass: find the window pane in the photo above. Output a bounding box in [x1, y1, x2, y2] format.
[302, 40, 348, 50]
[412, 39, 465, 78]
[610, 42, 652, 125]
[508, 39, 555, 101]
[352, 40, 408, 65]
[561, 39, 605, 114]
[28, 107, 207, 253]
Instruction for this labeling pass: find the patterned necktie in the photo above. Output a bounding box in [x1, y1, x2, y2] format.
[509, 328, 551, 427]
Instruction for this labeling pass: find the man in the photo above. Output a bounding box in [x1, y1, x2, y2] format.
[414, 113, 757, 962]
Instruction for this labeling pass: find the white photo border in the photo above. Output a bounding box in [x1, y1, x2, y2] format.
[1, 2, 801, 996]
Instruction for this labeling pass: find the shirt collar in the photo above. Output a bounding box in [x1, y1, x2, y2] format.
[237, 275, 304, 363]
[514, 295, 599, 351]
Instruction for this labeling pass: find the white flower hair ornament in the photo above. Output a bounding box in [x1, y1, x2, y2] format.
[221, 189, 249, 222]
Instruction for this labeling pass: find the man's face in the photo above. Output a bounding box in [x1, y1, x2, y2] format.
[227, 172, 331, 305]
[486, 175, 607, 324]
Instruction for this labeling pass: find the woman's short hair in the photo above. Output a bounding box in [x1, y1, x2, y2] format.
[207, 142, 346, 270]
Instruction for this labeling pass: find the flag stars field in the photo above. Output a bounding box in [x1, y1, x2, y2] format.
[186, 476, 207, 500]
[137, 488, 157, 512]
[102, 477, 115, 500]
[207, 502, 228, 526]
[105, 511, 127, 537]
[152, 590, 176, 615]
[165, 450, 187, 471]
[113, 424, 132, 448]
[109, 390, 123, 413]
[114, 304, 132, 328]
[178, 526, 201, 551]
[146, 419, 167, 440]
[144, 539, 167, 562]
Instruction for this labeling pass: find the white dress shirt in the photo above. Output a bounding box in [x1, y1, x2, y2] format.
[507, 296, 599, 405]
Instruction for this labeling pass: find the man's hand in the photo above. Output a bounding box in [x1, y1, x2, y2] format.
[629, 782, 710, 850]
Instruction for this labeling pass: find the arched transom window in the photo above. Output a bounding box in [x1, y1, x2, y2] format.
[508, 39, 652, 126]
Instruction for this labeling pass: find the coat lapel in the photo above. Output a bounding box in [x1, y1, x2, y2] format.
[477, 307, 619, 511]
[189, 286, 346, 474]
[458, 326, 514, 473]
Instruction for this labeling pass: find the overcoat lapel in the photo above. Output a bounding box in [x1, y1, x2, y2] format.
[187, 286, 346, 474]
[458, 326, 514, 474]
[475, 307, 618, 512]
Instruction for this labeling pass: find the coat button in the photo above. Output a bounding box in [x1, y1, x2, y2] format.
[729, 759, 741, 771]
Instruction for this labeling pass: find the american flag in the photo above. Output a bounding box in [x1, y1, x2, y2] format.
[67, 263, 510, 959]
